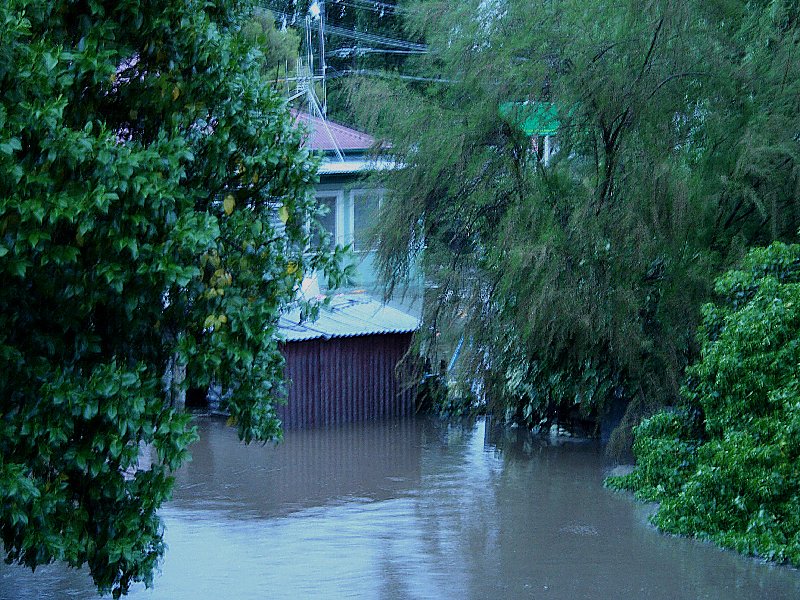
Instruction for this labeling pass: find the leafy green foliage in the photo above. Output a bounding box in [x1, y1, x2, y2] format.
[609, 242, 800, 565]
[0, 0, 337, 595]
[350, 0, 800, 442]
[241, 8, 300, 78]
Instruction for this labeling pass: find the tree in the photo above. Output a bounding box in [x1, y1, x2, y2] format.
[349, 0, 800, 445]
[241, 7, 301, 78]
[0, 0, 337, 595]
[608, 241, 800, 565]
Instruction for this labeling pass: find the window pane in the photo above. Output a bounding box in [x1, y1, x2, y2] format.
[314, 195, 337, 248]
[353, 193, 379, 252]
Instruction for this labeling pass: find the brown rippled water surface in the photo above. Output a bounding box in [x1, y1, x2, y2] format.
[2, 416, 799, 599]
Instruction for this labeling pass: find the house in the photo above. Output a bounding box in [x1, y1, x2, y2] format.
[499, 101, 559, 165]
[292, 110, 397, 294]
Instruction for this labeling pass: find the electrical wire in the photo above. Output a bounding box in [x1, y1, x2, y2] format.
[330, 0, 412, 16]
[259, 3, 427, 51]
[328, 67, 455, 83]
[324, 22, 426, 51]
[328, 47, 426, 57]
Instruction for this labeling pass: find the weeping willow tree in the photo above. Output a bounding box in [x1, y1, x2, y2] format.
[349, 0, 800, 447]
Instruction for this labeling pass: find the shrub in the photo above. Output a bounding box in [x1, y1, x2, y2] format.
[608, 242, 800, 566]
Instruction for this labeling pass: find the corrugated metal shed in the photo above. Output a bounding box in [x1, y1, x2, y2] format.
[277, 294, 420, 429]
[278, 294, 420, 342]
[279, 332, 416, 429]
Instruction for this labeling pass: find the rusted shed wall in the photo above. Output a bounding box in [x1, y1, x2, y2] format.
[278, 332, 414, 428]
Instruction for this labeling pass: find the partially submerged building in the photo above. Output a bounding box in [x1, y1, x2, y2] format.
[277, 293, 419, 428]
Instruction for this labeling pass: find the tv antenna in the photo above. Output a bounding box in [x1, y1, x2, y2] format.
[265, 0, 427, 160]
[284, 0, 346, 161]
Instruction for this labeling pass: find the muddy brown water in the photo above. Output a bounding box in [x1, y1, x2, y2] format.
[1, 416, 799, 599]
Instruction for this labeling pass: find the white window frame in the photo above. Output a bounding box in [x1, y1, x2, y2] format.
[314, 185, 387, 251]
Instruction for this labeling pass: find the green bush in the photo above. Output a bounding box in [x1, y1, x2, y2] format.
[609, 410, 699, 501]
[608, 242, 800, 566]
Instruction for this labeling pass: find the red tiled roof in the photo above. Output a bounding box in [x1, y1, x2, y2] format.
[291, 109, 376, 152]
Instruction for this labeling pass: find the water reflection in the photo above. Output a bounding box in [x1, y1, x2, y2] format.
[1, 416, 799, 599]
[174, 418, 424, 518]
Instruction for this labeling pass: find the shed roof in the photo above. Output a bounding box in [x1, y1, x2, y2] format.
[292, 110, 376, 153]
[278, 294, 420, 342]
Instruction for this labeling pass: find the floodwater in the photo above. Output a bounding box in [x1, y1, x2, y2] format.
[2, 416, 799, 600]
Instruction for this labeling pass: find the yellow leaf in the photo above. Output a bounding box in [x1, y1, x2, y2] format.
[251, 172, 259, 184]
[172, 85, 180, 100]
[286, 261, 298, 275]
[279, 205, 289, 224]
[223, 195, 235, 215]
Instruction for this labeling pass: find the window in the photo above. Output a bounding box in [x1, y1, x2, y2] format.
[312, 188, 384, 252]
[352, 191, 381, 252]
[532, 135, 557, 166]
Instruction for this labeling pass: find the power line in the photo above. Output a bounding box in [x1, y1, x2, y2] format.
[259, 3, 427, 52]
[328, 46, 426, 57]
[324, 22, 426, 51]
[330, 0, 412, 16]
[329, 67, 455, 83]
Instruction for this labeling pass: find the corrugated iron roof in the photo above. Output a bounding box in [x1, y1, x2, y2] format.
[292, 110, 376, 152]
[278, 294, 420, 342]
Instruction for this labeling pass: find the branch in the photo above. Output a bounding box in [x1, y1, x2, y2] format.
[639, 17, 664, 80]
[647, 72, 708, 100]
[608, 107, 631, 148]
[592, 42, 621, 63]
